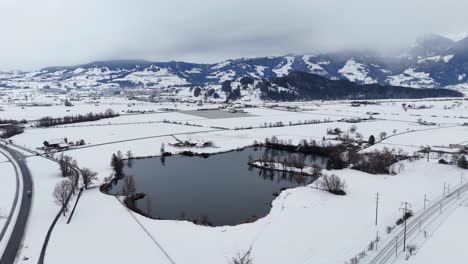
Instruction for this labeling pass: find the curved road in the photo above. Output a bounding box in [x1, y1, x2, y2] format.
[0, 144, 33, 264]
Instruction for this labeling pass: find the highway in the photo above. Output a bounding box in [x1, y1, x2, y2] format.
[0, 144, 33, 264]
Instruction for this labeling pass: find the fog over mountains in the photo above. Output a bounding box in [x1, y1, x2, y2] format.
[1, 34, 467, 91]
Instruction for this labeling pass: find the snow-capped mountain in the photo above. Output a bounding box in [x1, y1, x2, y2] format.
[1, 34, 467, 90]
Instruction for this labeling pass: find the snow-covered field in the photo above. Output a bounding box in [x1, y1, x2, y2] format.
[1, 92, 467, 264]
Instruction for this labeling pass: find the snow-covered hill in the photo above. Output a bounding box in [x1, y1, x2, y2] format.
[1, 35, 467, 90]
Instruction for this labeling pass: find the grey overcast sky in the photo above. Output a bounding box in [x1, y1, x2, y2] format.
[0, 0, 467, 70]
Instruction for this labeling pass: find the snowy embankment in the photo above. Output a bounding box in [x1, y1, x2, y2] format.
[40, 158, 467, 264]
[0, 149, 18, 256]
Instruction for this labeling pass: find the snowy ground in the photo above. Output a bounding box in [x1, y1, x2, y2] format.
[1, 94, 467, 264]
[37, 160, 468, 264]
[15, 157, 66, 264]
[0, 152, 16, 248]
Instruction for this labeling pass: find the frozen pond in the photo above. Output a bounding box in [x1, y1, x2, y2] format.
[109, 147, 328, 226]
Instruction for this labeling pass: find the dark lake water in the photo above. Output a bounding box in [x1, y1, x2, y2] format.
[108, 147, 328, 226]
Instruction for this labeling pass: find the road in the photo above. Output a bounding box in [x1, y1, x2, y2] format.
[0, 144, 33, 264]
[0, 140, 81, 264]
[367, 181, 468, 264]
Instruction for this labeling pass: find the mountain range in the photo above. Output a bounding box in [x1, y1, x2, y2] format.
[0, 34, 467, 91]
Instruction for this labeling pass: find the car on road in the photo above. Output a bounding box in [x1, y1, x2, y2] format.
[27, 190, 32, 197]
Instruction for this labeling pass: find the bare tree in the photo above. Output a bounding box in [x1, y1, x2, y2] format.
[126, 150, 134, 167]
[122, 175, 136, 197]
[230, 248, 253, 264]
[110, 151, 125, 177]
[160, 143, 165, 155]
[68, 171, 79, 194]
[53, 179, 73, 216]
[319, 174, 346, 195]
[59, 154, 75, 177]
[379, 132, 387, 140]
[81, 167, 98, 189]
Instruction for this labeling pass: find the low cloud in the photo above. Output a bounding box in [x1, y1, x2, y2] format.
[0, 0, 467, 69]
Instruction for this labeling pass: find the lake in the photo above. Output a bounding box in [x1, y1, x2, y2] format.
[108, 147, 328, 226]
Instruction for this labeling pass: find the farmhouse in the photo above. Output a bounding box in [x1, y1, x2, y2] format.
[43, 139, 69, 150]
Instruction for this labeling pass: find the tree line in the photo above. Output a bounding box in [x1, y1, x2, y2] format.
[37, 109, 118, 127]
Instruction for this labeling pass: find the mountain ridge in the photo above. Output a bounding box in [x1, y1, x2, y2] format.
[1, 34, 467, 91]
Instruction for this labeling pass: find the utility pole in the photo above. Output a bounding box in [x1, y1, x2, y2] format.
[426, 146, 430, 162]
[443, 182, 446, 196]
[423, 194, 429, 209]
[375, 230, 379, 251]
[400, 202, 412, 251]
[375, 192, 380, 226]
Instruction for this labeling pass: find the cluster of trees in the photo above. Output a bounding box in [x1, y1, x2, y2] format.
[110, 150, 135, 177]
[350, 148, 403, 174]
[193, 87, 202, 97]
[261, 136, 405, 174]
[0, 125, 23, 139]
[457, 155, 468, 169]
[0, 119, 27, 138]
[161, 119, 203, 127]
[220, 80, 242, 101]
[262, 136, 349, 170]
[58, 154, 98, 188]
[318, 174, 346, 195]
[249, 151, 322, 176]
[206, 88, 220, 99]
[0, 118, 27, 125]
[221, 80, 232, 93]
[110, 151, 126, 177]
[59, 154, 77, 177]
[327, 127, 343, 135]
[239, 77, 254, 87]
[53, 155, 98, 216]
[227, 87, 241, 101]
[37, 109, 118, 127]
